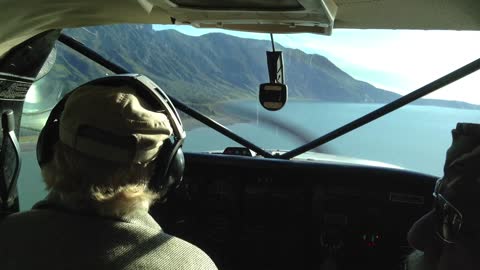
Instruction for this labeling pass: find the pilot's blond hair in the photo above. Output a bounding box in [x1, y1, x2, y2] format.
[41, 141, 159, 218]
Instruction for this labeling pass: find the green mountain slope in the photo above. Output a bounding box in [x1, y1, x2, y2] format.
[49, 24, 478, 110]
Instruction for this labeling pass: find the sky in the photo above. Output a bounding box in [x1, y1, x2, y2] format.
[154, 25, 480, 105]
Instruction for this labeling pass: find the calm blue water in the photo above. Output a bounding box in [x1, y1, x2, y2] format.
[183, 101, 480, 175]
[17, 101, 480, 210]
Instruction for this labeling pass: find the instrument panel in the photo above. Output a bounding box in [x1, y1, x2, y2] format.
[152, 153, 436, 270]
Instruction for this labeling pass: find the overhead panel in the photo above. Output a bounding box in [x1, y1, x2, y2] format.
[170, 0, 305, 11]
[149, 0, 338, 35]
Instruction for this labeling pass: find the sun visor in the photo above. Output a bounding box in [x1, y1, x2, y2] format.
[147, 0, 337, 35]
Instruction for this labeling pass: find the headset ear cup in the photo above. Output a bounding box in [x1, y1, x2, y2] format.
[168, 147, 185, 188]
[37, 118, 60, 167]
[149, 137, 184, 192]
[37, 92, 70, 167]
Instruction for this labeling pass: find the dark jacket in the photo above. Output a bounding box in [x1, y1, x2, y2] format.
[0, 200, 217, 270]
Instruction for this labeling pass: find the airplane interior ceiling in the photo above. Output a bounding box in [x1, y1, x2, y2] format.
[1, 0, 479, 56]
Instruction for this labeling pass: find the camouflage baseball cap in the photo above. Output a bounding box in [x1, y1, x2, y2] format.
[59, 83, 173, 164]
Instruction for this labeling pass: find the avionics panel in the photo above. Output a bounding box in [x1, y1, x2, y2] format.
[151, 153, 435, 270]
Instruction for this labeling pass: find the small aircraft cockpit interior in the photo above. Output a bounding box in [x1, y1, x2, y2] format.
[2, 0, 480, 270]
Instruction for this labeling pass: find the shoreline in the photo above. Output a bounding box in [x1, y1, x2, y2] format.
[181, 98, 255, 131]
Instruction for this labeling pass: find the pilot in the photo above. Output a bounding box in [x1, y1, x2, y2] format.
[0, 75, 218, 270]
[406, 122, 480, 270]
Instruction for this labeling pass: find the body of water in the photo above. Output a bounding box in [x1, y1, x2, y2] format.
[17, 101, 480, 210]
[184, 101, 480, 176]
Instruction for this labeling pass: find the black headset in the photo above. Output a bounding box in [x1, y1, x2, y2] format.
[36, 74, 186, 192]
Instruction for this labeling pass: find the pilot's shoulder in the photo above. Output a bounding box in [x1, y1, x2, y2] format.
[0, 209, 44, 228]
[159, 233, 218, 270]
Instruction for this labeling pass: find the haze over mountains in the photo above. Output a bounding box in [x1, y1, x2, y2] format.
[50, 24, 478, 110]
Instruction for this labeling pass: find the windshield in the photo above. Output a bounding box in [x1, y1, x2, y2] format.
[19, 24, 480, 194]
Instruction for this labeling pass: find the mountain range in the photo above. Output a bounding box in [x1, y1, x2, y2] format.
[46, 24, 478, 112]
